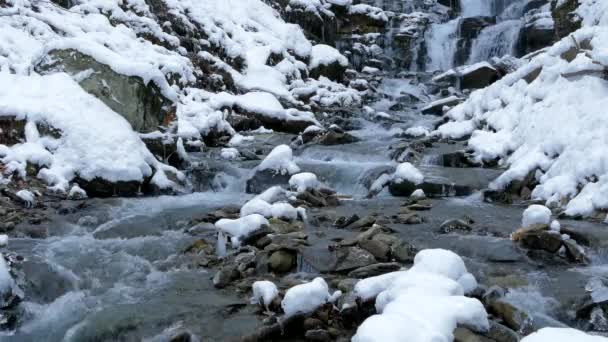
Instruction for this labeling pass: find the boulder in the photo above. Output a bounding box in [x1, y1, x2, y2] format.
[36, 49, 173, 133]
[315, 131, 360, 146]
[246, 170, 292, 194]
[551, 0, 581, 39]
[518, 230, 562, 253]
[439, 219, 473, 234]
[333, 247, 376, 273]
[348, 262, 401, 278]
[268, 250, 296, 273]
[391, 240, 418, 263]
[358, 239, 390, 261]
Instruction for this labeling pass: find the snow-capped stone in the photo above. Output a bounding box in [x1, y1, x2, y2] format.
[251, 280, 279, 309]
[289, 172, 321, 193]
[522, 205, 552, 228]
[282, 277, 336, 317]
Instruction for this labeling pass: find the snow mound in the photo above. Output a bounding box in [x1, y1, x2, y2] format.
[394, 162, 424, 184]
[251, 280, 279, 308]
[310, 44, 348, 69]
[522, 204, 552, 228]
[353, 249, 487, 342]
[434, 9, 608, 217]
[282, 277, 339, 317]
[257, 145, 300, 175]
[521, 327, 608, 342]
[215, 214, 269, 247]
[289, 172, 321, 193]
[0, 73, 168, 191]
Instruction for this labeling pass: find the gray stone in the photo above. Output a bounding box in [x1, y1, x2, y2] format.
[391, 241, 418, 263]
[439, 219, 473, 234]
[213, 265, 239, 288]
[268, 250, 296, 273]
[334, 247, 376, 273]
[348, 262, 401, 278]
[305, 329, 331, 342]
[246, 170, 291, 194]
[358, 239, 390, 261]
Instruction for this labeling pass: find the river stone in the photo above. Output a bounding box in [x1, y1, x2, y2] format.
[246, 170, 292, 194]
[562, 238, 587, 263]
[439, 219, 473, 234]
[333, 215, 360, 229]
[269, 218, 303, 234]
[485, 321, 520, 342]
[337, 278, 358, 293]
[372, 233, 399, 246]
[268, 250, 296, 273]
[358, 239, 390, 261]
[303, 317, 324, 331]
[394, 212, 423, 224]
[213, 265, 239, 288]
[391, 240, 418, 263]
[304, 329, 331, 342]
[518, 230, 562, 253]
[388, 179, 418, 197]
[334, 247, 377, 273]
[345, 215, 376, 230]
[36, 49, 172, 133]
[454, 327, 494, 342]
[348, 262, 401, 278]
[315, 131, 359, 146]
[488, 300, 529, 333]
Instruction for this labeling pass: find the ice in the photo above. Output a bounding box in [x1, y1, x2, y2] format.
[251, 280, 279, 309]
[522, 204, 552, 228]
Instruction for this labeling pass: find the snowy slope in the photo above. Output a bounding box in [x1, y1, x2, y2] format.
[435, 0, 608, 218]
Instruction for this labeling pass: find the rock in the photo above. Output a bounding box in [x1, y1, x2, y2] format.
[551, 0, 581, 39]
[454, 327, 494, 342]
[391, 241, 418, 263]
[268, 218, 303, 234]
[0, 116, 25, 146]
[358, 239, 390, 261]
[334, 247, 377, 273]
[36, 49, 172, 133]
[348, 262, 401, 278]
[305, 329, 331, 342]
[74, 177, 142, 197]
[268, 250, 296, 273]
[562, 238, 587, 263]
[141, 135, 182, 167]
[420, 96, 462, 116]
[315, 131, 359, 146]
[488, 300, 529, 333]
[246, 170, 291, 194]
[439, 219, 473, 234]
[183, 239, 213, 254]
[518, 230, 562, 253]
[388, 179, 418, 197]
[296, 189, 339, 208]
[303, 317, 324, 331]
[441, 151, 481, 168]
[484, 321, 520, 342]
[333, 215, 360, 229]
[345, 215, 376, 230]
[372, 233, 399, 246]
[454, 16, 496, 66]
[459, 63, 501, 90]
[337, 278, 358, 293]
[517, 15, 555, 56]
[394, 212, 423, 224]
[213, 265, 239, 289]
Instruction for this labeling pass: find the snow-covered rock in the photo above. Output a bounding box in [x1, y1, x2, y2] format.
[352, 249, 487, 342]
[251, 280, 279, 309]
[289, 172, 321, 193]
[522, 204, 552, 228]
[521, 327, 607, 342]
[215, 214, 269, 247]
[282, 277, 339, 317]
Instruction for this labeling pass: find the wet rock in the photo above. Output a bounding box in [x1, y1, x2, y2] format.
[333, 215, 360, 229]
[268, 250, 296, 273]
[551, 0, 581, 39]
[296, 189, 339, 208]
[394, 212, 423, 224]
[213, 265, 240, 289]
[74, 177, 142, 197]
[337, 278, 358, 293]
[562, 238, 587, 263]
[344, 215, 376, 231]
[141, 135, 183, 167]
[246, 170, 291, 194]
[0, 116, 25, 146]
[269, 218, 303, 234]
[454, 327, 494, 342]
[420, 96, 462, 115]
[183, 239, 214, 254]
[303, 317, 324, 331]
[348, 262, 401, 278]
[372, 233, 399, 246]
[315, 131, 359, 146]
[334, 247, 376, 273]
[518, 230, 562, 253]
[358, 239, 390, 261]
[441, 151, 481, 168]
[485, 321, 520, 342]
[305, 328, 331, 342]
[439, 219, 473, 234]
[488, 300, 529, 333]
[391, 240, 418, 263]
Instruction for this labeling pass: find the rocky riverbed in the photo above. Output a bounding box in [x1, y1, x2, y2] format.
[1, 69, 608, 341]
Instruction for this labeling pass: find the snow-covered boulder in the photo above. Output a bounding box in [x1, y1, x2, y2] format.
[215, 214, 269, 247]
[387, 163, 424, 197]
[309, 44, 349, 81]
[281, 277, 340, 317]
[246, 145, 300, 194]
[522, 204, 552, 228]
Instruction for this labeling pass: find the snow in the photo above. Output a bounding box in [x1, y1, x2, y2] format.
[257, 145, 300, 175]
[434, 16, 608, 216]
[394, 162, 424, 184]
[353, 249, 487, 342]
[240, 198, 301, 221]
[410, 189, 426, 199]
[220, 148, 240, 160]
[282, 277, 338, 317]
[0, 235, 8, 247]
[404, 126, 430, 138]
[522, 204, 552, 228]
[348, 4, 389, 22]
[16, 189, 35, 204]
[0, 73, 178, 192]
[215, 214, 269, 247]
[310, 44, 348, 69]
[67, 185, 87, 199]
[521, 328, 608, 342]
[251, 280, 279, 309]
[289, 172, 321, 193]
[550, 220, 561, 232]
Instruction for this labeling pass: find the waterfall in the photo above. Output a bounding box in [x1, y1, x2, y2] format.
[468, 19, 523, 63]
[460, 0, 494, 17]
[425, 19, 460, 71]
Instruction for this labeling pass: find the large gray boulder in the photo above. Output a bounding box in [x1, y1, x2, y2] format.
[36, 49, 173, 133]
